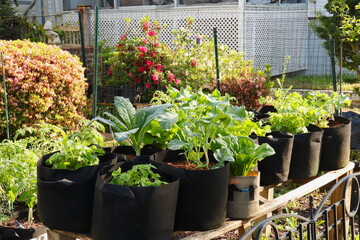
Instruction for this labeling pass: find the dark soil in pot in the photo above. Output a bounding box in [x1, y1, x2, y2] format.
[37, 152, 117, 233]
[91, 161, 179, 240]
[258, 131, 294, 185]
[288, 124, 323, 180]
[150, 150, 230, 231]
[319, 116, 351, 171]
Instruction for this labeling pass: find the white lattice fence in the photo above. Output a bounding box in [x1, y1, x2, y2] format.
[62, 6, 308, 76]
[244, 10, 308, 75]
[63, 8, 241, 50]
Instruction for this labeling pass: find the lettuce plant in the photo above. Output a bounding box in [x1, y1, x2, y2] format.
[0, 40, 88, 137]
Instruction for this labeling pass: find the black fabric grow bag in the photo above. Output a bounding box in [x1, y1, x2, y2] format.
[37, 152, 118, 233]
[91, 160, 179, 240]
[320, 116, 351, 171]
[0, 227, 34, 240]
[288, 125, 323, 179]
[111, 145, 163, 160]
[258, 131, 294, 185]
[151, 150, 230, 231]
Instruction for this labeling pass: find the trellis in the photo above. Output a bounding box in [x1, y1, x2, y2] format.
[62, 4, 308, 75]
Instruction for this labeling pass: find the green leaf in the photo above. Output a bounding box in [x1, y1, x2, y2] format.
[114, 128, 139, 142]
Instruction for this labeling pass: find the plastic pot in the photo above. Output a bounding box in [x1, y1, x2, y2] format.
[288, 125, 323, 179]
[37, 152, 118, 233]
[91, 161, 179, 240]
[151, 150, 230, 231]
[320, 116, 351, 171]
[258, 131, 294, 185]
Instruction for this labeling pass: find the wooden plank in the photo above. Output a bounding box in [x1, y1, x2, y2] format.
[181, 162, 355, 240]
[50, 229, 92, 240]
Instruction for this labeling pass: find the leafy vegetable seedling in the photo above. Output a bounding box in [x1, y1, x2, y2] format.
[110, 164, 167, 187]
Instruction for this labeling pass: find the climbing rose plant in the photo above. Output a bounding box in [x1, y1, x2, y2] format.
[0, 40, 88, 137]
[106, 16, 179, 101]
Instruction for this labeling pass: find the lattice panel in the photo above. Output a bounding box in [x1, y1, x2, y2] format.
[63, 6, 308, 76]
[244, 10, 308, 75]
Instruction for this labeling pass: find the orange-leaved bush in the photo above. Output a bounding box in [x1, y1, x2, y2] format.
[0, 40, 88, 137]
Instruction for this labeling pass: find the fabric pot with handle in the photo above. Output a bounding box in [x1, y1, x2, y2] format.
[91, 160, 179, 240]
[227, 171, 260, 219]
[37, 152, 118, 233]
[320, 116, 351, 171]
[150, 150, 230, 231]
[258, 131, 294, 185]
[288, 124, 323, 179]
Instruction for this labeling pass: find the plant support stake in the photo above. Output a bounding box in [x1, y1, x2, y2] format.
[92, 6, 99, 118]
[78, 10, 87, 69]
[213, 28, 220, 91]
[1, 53, 10, 139]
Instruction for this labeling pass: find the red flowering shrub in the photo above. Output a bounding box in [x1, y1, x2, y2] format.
[106, 16, 179, 102]
[0, 40, 88, 137]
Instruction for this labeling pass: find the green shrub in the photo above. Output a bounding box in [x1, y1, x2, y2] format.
[0, 40, 88, 137]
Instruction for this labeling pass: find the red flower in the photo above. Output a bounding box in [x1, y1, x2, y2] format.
[148, 31, 156, 37]
[120, 34, 127, 40]
[137, 46, 148, 53]
[191, 59, 197, 67]
[128, 72, 133, 77]
[168, 73, 175, 82]
[143, 22, 150, 31]
[117, 44, 123, 49]
[145, 83, 151, 88]
[135, 78, 141, 83]
[156, 64, 162, 72]
[152, 75, 159, 81]
[150, 52, 156, 58]
[146, 60, 154, 68]
[107, 68, 112, 76]
[175, 78, 180, 84]
[139, 67, 146, 73]
[154, 42, 160, 47]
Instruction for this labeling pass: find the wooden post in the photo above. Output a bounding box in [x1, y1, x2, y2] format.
[329, 171, 353, 240]
[77, 6, 91, 47]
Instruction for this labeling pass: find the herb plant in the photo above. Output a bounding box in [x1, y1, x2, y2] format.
[94, 96, 178, 156]
[211, 136, 275, 176]
[110, 164, 167, 187]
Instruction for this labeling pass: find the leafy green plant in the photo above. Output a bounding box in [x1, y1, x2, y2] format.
[0, 40, 88, 137]
[162, 86, 270, 169]
[94, 96, 177, 156]
[0, 140, 38, 223]
[211, 136, 275, 176]
[310, 0, 360, 78]
[45, 121, 106, 170]
[110, 164, 167, 187]
[260, 57, 351, 134]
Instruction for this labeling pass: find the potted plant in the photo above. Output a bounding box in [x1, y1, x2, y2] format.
[304, 91, 352, 171]
[93, 96, 178, 158]
[210, 135, 275, 219]
[37, 122, 117, 233]
[91, 161, 179, 240]
[151, 86, 270, 230]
